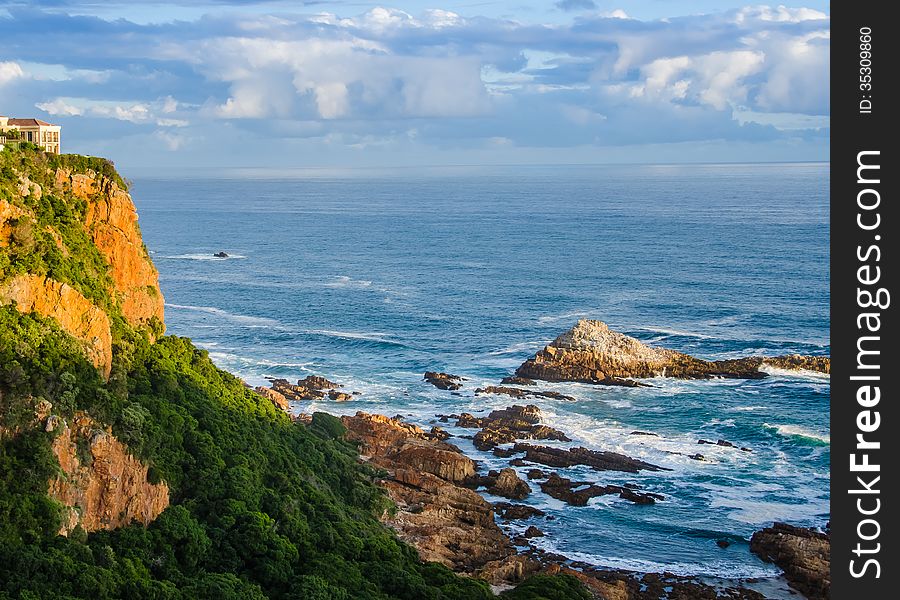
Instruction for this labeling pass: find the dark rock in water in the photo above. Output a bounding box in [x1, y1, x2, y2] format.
[268, 376, 344, 402]
[463, 405, 570, 450]
[423, 371, 464, 390]
[630, 430, 659, 437]
[487, 468, 531, 500]
[688, 453, 706, 461]
[493, 447, 518, 458]
[716, 539, 731, 549]
[487, 405, 542, 424]
[328, 390, 353, 402]
[213, 251, 228, 258]
[429, 426, 451, 441]
[515, 319, 831, 385]
[513, 442, 668, 473]
[500, 376, 536, 385]
[539, 474, 609, 506]
[475, 386, 576, 402]
[493, 502, 546, 520]
[750, 523, 830, 600]
[526, 469, 546, 480]
[523, 526, 544, 538]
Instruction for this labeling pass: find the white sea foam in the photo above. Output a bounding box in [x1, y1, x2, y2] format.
[160, 253, 246, 260]
[537, 311, 592, 324]
[764, 423, 830, 444]
[531, 542, 780, 578]
[165, 303, 278, 326]
[487, 341, 547, 355]
[306, 329, 397, 344]
[731, 405, 767, 412]
[324, 275, 373, 288]
[638, 326, 713, 339]
[758, 364, 830, 380]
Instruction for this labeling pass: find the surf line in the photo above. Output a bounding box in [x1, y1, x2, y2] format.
[847, 150, 889, 580]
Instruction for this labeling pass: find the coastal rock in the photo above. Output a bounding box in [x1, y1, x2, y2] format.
[487, 468, 531, 500]
[475, 386, 576, 402]
[523, 526, 544, 538]
[515, 319, 830, 385]
[500, 376, 536, 386]
[48, 412, 169, 536]
[513, 442, 667, 473]
[462, 405, 570, 451]
[750, 523, 830, 600]
[268, 375, 345, 402]
[255, 386, 290, 411]
[341, 411, 513, 575]
[423, 371, 464, 390]
[493, 502, 546, 520]
[0, 275, 112, 378]
[539, 473, 608, 506]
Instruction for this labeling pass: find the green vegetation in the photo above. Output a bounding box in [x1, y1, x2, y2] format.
[1, 145, 120, 313]
[0, 147, 590, 599]
[500, 575, 594, 600]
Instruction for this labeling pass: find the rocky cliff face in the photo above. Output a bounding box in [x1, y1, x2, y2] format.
[0, 274, 113, 377]
[47, 411, 169, 536]
[2, 155, 170, 538]
[516, 319, 830, 385]
[55, 168, 164, 333]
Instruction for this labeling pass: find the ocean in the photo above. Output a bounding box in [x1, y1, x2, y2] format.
[132, 163, 830, 580]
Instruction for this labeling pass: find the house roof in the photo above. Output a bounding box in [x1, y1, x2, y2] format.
[7, 118, 55, 127]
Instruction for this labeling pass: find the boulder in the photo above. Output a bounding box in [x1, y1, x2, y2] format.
[487, 468, 531, 500]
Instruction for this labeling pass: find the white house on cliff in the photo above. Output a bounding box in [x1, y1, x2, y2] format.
[0, 116, 61, 154]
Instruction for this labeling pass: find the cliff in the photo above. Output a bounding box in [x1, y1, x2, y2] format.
[516, 319, 830, 385]
[48, 411, 169, 536]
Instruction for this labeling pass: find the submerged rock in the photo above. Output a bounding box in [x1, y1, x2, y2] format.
[213, 251, 228, 258]
[515, 319, 830, 385]
[750, 523, 830, 600]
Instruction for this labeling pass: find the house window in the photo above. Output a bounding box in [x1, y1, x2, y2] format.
[27, 131, 33, 141]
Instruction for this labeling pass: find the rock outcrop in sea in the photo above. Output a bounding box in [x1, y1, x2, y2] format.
[751, 523, 830, 600]
[515, 319, 830, 385]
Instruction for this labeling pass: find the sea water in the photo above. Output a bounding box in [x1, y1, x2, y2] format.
[133, 163, 829, 579]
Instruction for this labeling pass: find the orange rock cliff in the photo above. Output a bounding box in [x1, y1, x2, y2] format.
[1, 160, 169, 535]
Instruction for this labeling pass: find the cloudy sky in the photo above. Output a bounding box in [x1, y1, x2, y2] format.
[0, 1, 829, 172]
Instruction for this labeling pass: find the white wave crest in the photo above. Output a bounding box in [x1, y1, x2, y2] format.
[764, 423, 830, 444]
[165, 303, 278, 326]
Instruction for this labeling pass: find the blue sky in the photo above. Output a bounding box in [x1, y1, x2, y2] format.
[0, 1, 829, 171]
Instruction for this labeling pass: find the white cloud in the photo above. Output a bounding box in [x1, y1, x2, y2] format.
[0, 61, 24, 85]
[36, 98, 84, 116]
